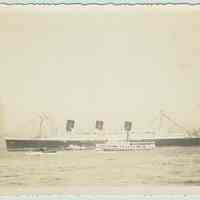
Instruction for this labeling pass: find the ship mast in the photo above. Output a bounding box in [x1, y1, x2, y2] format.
[39, 115, 44, 138]
[36, 113, 49, 138]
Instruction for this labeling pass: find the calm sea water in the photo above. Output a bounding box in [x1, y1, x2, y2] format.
[0, 147, 200, 188]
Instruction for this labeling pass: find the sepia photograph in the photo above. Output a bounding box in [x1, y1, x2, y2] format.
[0, 4, 200, 196]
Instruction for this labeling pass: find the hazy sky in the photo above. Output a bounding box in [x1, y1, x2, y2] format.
[0, 6, 200, 136]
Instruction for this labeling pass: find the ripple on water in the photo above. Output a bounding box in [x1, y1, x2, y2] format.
[0, 147, 200, 186]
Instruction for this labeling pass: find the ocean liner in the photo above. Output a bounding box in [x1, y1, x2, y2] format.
[5, 111, 200, 151]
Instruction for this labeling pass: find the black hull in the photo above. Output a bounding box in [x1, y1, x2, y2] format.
[5, 137, 200, 151]
[5, 139, 107, 152]
[132, 138, 200, 147]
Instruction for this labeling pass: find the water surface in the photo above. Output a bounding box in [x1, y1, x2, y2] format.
[0, 147, 200, 188]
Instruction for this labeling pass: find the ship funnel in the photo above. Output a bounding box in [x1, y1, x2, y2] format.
[95, 120, 104, 131]
[124, 121, 132, 141]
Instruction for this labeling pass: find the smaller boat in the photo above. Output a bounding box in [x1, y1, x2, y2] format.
[25, 152, 43, 156]
[96, 141, 156, 151]
[39, 147, 58, 153]
[25, 147, 60, 155]
[66, 145, 89, 151]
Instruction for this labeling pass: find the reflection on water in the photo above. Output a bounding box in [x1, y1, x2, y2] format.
[0, 147, 200, 187]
